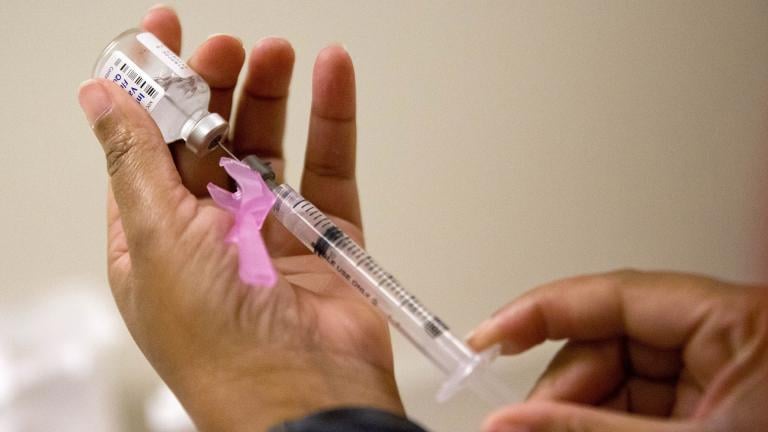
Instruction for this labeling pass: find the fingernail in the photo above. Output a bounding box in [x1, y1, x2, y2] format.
[207, 33, 243, 46]
[467, 317, 496, 344]
[255, 36, 289, 47]
[329, 42, 349, 53]
[78, 80, 112, 126]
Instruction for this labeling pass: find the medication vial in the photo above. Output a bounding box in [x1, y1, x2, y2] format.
[92, 29, 227, 155]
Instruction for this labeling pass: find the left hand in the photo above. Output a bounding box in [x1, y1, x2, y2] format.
[468, 270, 768, 432]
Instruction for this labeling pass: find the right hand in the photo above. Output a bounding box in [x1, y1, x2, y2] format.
[77, 6, 402, 431]
[468, 270, 768, 432]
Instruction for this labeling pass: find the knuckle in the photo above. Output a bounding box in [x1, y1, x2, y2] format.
[584, 268, 641, 293]
[103, 128, 146, 178]
[104, 136, 132, 177]
[94, 115, 154, 178]
[726, 290, 768, 344]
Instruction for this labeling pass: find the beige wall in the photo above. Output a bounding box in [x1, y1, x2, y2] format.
[1, 1, 767, 431]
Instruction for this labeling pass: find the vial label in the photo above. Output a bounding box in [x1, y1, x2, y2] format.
[99, 51, 165, 112]
[136, 32, 194, 78]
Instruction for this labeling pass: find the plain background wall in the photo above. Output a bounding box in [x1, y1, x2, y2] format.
[1, 1, 767, 430]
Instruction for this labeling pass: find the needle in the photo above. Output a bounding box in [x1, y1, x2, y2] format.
[218, 143, 238, 160]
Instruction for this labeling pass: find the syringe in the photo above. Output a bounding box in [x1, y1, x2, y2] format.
[241, 155, 514, 405]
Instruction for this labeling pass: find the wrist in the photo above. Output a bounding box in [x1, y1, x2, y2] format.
[170, 351, 404, 432]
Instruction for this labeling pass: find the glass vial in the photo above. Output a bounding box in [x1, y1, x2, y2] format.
[92, 29, 227, 156]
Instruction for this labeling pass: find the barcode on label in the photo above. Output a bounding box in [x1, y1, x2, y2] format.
[118, 60, 159, 97]
[100, 51, 165, 112]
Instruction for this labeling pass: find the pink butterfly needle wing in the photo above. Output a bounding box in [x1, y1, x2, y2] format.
[206, 158, 278, 288]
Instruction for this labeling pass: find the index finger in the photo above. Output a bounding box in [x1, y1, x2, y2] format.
[467, 270, 722, 354]
[140, 5, 181, 54]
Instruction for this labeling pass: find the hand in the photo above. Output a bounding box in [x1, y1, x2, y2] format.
[78, 6, 402, 431]
[468, 270, 768, 432]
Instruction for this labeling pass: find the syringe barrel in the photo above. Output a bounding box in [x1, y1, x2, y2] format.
[270, 184, 477, 375]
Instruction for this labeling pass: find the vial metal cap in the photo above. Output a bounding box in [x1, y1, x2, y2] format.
[186, 112, 229, 155]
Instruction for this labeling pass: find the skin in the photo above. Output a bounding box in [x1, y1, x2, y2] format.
[79, 6, 768, 432]
[78, 6, 401, 432]
[468, 270, 768, 432]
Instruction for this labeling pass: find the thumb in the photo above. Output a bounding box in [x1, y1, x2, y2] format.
[483, 401, 696, 432]
[78, 78, 188, 242]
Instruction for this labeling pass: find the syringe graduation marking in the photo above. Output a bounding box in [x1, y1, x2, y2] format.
[273, 186, 449, 338]
[312, 226, 344, 259]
